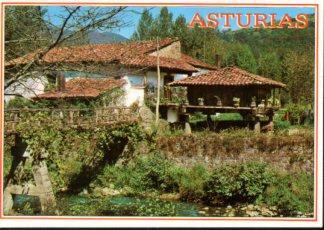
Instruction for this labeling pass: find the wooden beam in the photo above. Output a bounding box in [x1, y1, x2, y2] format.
[155, 37, 161, 126]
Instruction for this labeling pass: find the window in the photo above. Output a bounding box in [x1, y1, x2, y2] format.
[128, 75, 144, 87]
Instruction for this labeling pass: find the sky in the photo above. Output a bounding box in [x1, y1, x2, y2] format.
[45, 6, 315, 39]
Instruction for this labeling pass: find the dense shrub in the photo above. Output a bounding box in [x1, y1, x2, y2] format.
[93, 152, 181, 193]
[261, 171, 314, 215]
[93, 152, 313, 216]
[124, 152, 183, 193]
[274, 120, 291, 130]
[204, 162, 272, 204]
[177, 164, 209, 202]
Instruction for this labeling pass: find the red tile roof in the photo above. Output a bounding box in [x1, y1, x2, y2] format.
[180, 54, 218, 70]
[5, 38, 215, 73]
[169, 67, 286, 88]
[34, 77, 126, 99]
[120, 54, 197, 73]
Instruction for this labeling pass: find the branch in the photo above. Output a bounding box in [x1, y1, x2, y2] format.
[5, 6, 127, 91]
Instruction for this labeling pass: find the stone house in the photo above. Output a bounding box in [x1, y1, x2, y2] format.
[5, 38, 217, 106]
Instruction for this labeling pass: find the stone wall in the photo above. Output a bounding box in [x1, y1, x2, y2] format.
[153, 131, 314, 172]
[149, 41, 181, 59]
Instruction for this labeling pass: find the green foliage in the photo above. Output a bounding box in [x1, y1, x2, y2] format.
[58, 195, 100, 216]
[99, 196, 198, 216]
[133, 8, 314, 104]
[261, 171, 314, 215]
[213, 113, 243, 121]
[282, 51, 314, 103]
[7, 111, 144, 193]
[5, 6, 50, 60]
[92, 153, 209, 197]
[223, 42, 257, 73]
[274, 120, 291, 130]
[273, 110, 291, 130]
[177, 164, 209, 202]
[156, 7, 173, 38]
[190, 112, 207, 123]
[5, 97, 34, 109]
[204, 162, 273, 204]
[132, 7, 173, 40]
[5, 97, 55, 109]
[132, 9, 155, 40]
[258, 52, 282, 81]
[59, 195, 198, 216]
[285, 103, 311, 125]
[92, 153, 313, 216]
[126, 152, 178, 193]
[3, 135, 14, 177]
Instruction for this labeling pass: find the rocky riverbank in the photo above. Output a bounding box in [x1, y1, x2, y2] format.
[82, 186, 313, 218]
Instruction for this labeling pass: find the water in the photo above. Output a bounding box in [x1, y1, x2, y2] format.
[58, 195, 202, 217]
[14, 194, 282, 217]
[12, 194, 42, 215]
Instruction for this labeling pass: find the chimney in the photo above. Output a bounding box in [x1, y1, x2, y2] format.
[215, 54, 221, 68]
[56, 72, 66, 92]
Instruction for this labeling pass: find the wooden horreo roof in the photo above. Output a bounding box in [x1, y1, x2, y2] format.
[6, 38, 216, 73]
[169, 67, 286, 88]
[34, 77, 126, 99]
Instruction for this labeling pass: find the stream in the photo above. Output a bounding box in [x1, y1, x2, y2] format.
[12, 194, 293, 217]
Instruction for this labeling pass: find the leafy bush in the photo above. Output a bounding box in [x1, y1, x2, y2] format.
[92, 165, 131, 189]
[204, 162, 272, 204]
[261, 171, 314, 215]
[7, 111, 144, 193]
[285, 103, 314, 125]
[274, 120, 291, 130]
[5, 97, 34, 109]
[177, 164, 209, 202]
[93, 152, 181, 194]
[127, 152, 178, 192]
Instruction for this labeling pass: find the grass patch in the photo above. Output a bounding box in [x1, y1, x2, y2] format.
[213, 113, 243, 121]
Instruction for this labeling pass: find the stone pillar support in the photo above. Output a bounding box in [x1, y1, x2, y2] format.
[254, 116, 261, 133]
[3, 136, 57, 215]
[183, 114, 192, 135]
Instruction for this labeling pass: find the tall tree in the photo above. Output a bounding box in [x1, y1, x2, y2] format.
[5, 6, 51, 60]
[282, 51, 314, 104]
[155, 7, 173, 38]
[132, 8, 154, 40]
[172, 15, 190, 52]
[257, 52, 282, 81]
[223, 43, 257, 73]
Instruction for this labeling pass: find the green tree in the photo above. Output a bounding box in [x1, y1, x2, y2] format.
[223, 43, 257, 73]
[257, 52, 282, 81]
[5, 6, 51, 60]
[155, 7, 173, 38]
[132, 8, 155, 40]
[172, 15, 190, 51]
[282, 51, 314, 104]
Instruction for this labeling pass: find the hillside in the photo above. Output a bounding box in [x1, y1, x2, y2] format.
[87, 31, 128, 44]
[218, 14, 315, 58]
